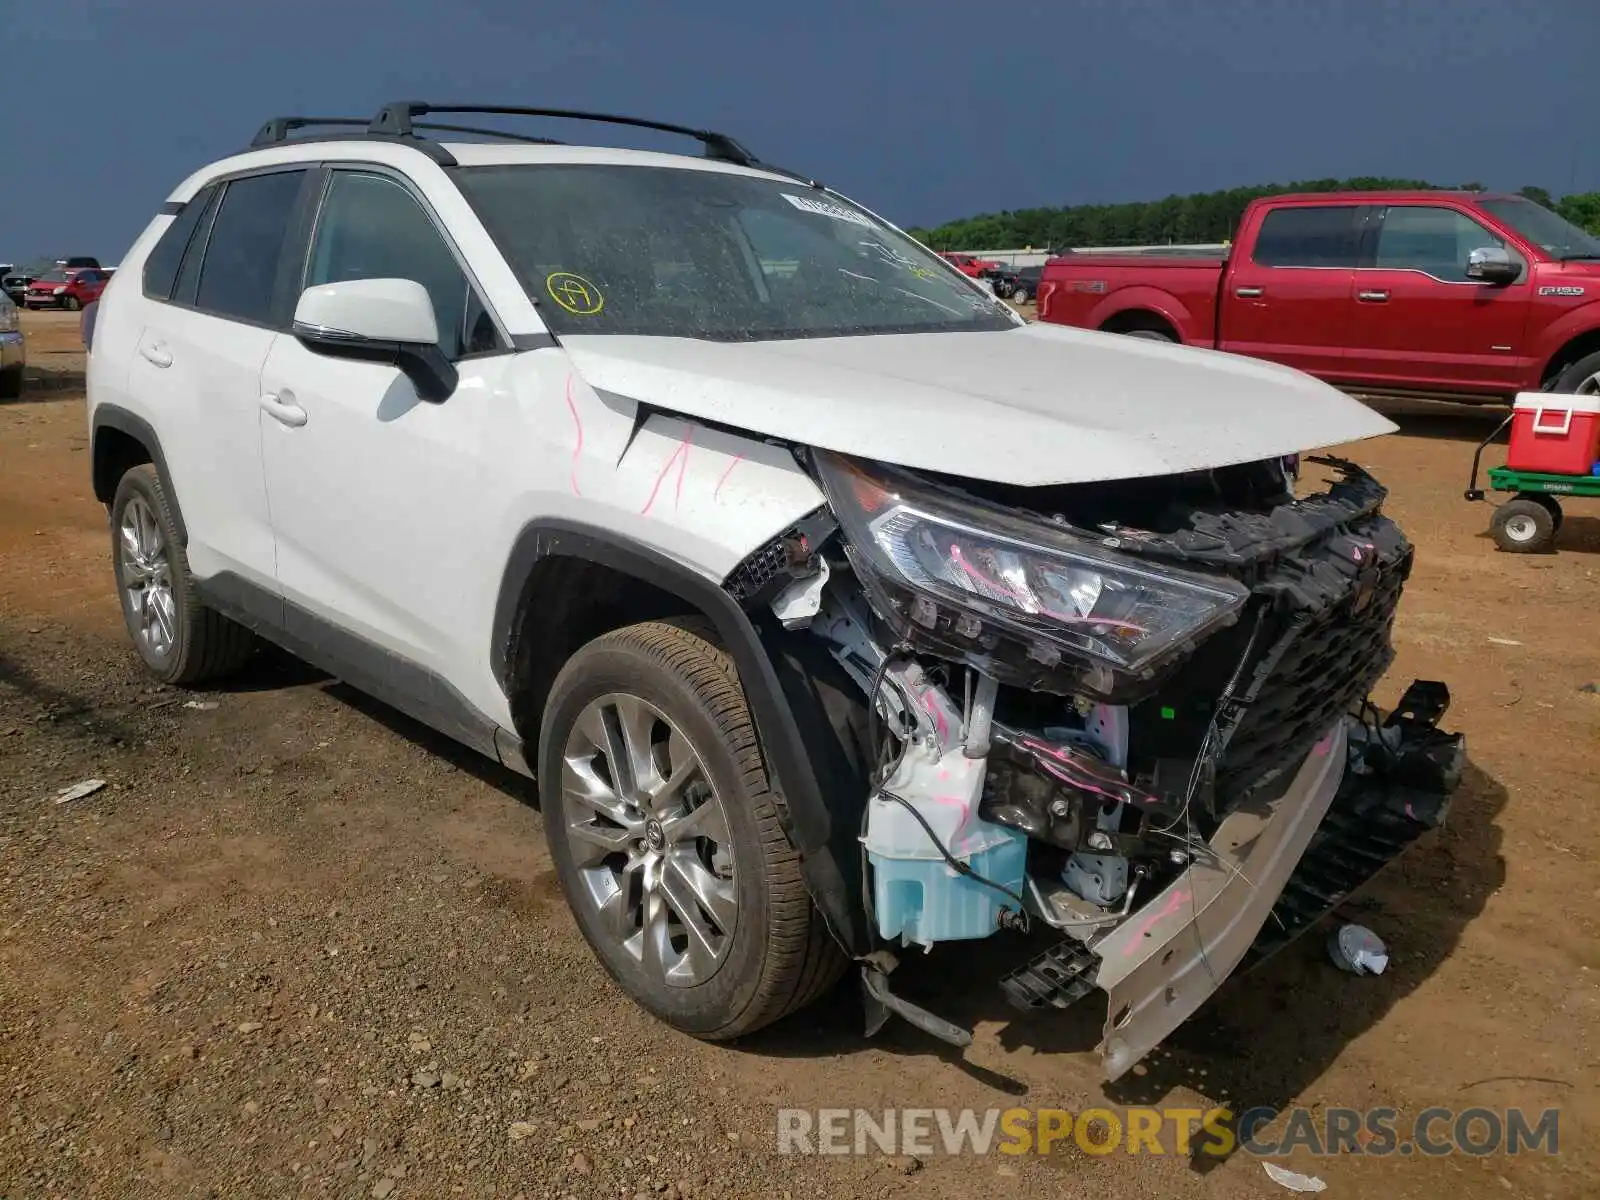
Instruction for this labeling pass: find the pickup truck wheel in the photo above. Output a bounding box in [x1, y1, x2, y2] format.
[1125, 329, 1175, 342]
[1013, 286, 1031, 304]
[539, 619, 845, 1040]
[1553, 349, 1600, 396]
[110, 465, 257, 683]
[1490, 497, 1557, 554]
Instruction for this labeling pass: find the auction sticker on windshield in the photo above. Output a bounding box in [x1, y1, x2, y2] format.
[782, 193, 873, 227]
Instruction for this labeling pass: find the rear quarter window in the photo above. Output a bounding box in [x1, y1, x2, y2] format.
[142, 188, 216, 301]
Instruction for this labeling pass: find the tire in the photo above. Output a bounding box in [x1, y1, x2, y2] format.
[62, 295, 81, 312]
[1013, 286, 1031, 304]
[538, 618, 845, 1040]
[1552, 349, 1600, 396]
[1125, 328, 1175, 342]
[1526, 491, 1564, 532]
[110, 464, 257, 683]
[0, 366, 21, 401]
[1490, 496, 1557, 554]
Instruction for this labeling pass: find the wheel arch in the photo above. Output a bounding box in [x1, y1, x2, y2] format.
[92, 406, 187, 543]
[1096, 303, 1184, 341]
[1539, 319, 1600, 389]
[492, 518, 870, 955]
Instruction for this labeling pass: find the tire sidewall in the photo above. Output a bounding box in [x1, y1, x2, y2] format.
[538, 632, 779, 1035]
[1554, 349, 1600, 396]
[110, 468, 193, 680]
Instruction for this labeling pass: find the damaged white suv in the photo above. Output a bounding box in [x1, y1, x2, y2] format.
[85, 104, 1465, 1078]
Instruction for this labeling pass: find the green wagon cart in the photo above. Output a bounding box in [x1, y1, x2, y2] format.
[1465, 413, 1600, 553]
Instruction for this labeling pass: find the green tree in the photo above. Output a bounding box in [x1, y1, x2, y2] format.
[1556, 192, 1600, 235]
[1518, 185, 1554, 208]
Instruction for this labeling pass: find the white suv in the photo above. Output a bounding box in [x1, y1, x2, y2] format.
[86, 103, 1463, 1078]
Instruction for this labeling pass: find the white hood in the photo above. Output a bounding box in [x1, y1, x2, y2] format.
[560, 322, 1395, 487]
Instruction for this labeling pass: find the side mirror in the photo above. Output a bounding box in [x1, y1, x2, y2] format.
[1465, 246, 1520, 286]
[292, 278, 457, 403]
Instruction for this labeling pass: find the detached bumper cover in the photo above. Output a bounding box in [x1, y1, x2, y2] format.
[1002, 689, 1464, 1081]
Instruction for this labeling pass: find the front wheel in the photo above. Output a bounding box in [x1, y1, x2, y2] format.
[1012, 286, 1031, 304]
[538, 619, 844, 1040]
[1553, 349, 1600, 397]
[1490, 496, 1558, 554]
[62, 295, 81, 312]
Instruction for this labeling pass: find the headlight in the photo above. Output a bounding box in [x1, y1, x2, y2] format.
[814, 452, 1249, 686]
[53, 286, 67, 295]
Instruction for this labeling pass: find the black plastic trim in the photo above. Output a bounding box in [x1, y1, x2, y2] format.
[90, 406, 188, 543]
[491, 519, 868, 953]
[509, 333, 559, 352]
[196, 571, 530, 775]
[158, 200, 186, 216]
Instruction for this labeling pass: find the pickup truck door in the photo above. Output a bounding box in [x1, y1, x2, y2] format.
[1218, 203, 1365, 378]
[1344, 204, 1532, 396]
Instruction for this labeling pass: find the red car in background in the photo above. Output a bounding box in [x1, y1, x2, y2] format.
[939, 251, 1001, 278]
[1036, 191, 1600, 402]
[25, 267, 112, 312]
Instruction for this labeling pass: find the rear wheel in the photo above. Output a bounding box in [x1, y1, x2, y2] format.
[110, 465, 257, 682]
[1125, 328, 1175, 342]
[1490, 496, 1557, 554]
[538, 619, 844, 1040]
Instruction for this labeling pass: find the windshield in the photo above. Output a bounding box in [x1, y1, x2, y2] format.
[1478, 198, 1600, 260]
[456, 164, 1017, 340]
[38, 271, 69, 284]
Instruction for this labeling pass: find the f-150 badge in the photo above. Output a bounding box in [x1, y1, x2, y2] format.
[1538, 285, 1586, 297]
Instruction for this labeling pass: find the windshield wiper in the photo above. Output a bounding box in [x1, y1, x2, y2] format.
[1559, 253, 1600, 261]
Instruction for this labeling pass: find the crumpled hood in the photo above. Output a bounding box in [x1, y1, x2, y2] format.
[560, 322, 1395, 487]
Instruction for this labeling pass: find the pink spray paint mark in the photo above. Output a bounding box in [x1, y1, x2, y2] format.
[1122, 887, 1191, 957]
[564, 375, 584, 497]
[712, 453, 744, 502]
[920, 687, 949, 743]
[640, 428, 692, 516]
[672, 426, 693, 510]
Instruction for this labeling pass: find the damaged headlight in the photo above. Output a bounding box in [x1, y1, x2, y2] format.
[815, 453, 1249, 685]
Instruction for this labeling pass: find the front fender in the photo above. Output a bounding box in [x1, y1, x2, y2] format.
[1533, 298, 1600, 372]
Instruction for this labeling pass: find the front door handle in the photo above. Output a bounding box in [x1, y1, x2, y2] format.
[1235, 286, 1264, 298]
[1357, 289, 1390, 303]
[260, 391, 308, 428]
[139, 343, 172, 368]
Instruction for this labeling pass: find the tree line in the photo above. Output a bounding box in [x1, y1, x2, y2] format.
[908, 180, 1600, 251]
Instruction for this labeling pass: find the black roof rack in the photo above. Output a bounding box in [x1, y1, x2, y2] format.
[368, 102, 761, 166]
[246, 103, 816, 183]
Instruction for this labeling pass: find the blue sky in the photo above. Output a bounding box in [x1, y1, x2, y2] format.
[3, 0, 1594, 264]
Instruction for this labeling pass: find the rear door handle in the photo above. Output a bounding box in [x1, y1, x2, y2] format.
[1358, 290, 1390, 303]
[260, 391, 308, 428]
[139, 343, 172, 368]
[1235, 286, 1264, 298]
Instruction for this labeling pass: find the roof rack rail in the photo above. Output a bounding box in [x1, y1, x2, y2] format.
[368, 102, 760, 167]
[251, 117, 369, 147]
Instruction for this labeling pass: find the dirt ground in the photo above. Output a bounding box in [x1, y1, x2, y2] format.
[2, 309, 1596, 1199]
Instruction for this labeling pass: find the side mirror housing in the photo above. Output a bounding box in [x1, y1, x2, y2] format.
[1465, 246, 1520, 286]
[292, 278, 457, 403]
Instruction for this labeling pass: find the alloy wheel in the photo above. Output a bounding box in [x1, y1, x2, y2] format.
[119, 495, 176, 659]
[560, 693, 738, 988]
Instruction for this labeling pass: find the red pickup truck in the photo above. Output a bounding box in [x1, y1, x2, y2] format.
[1037, 191, 1600, 401]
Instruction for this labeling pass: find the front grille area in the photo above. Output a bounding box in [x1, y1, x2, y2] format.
[1217, 515, 1411, 799]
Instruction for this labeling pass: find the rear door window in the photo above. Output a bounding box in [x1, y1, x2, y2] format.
[1252, 206, 1363, 268]
[193, 170, 307, 325]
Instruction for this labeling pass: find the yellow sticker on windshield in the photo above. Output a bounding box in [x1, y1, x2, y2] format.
[546, 272, 604, 316]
